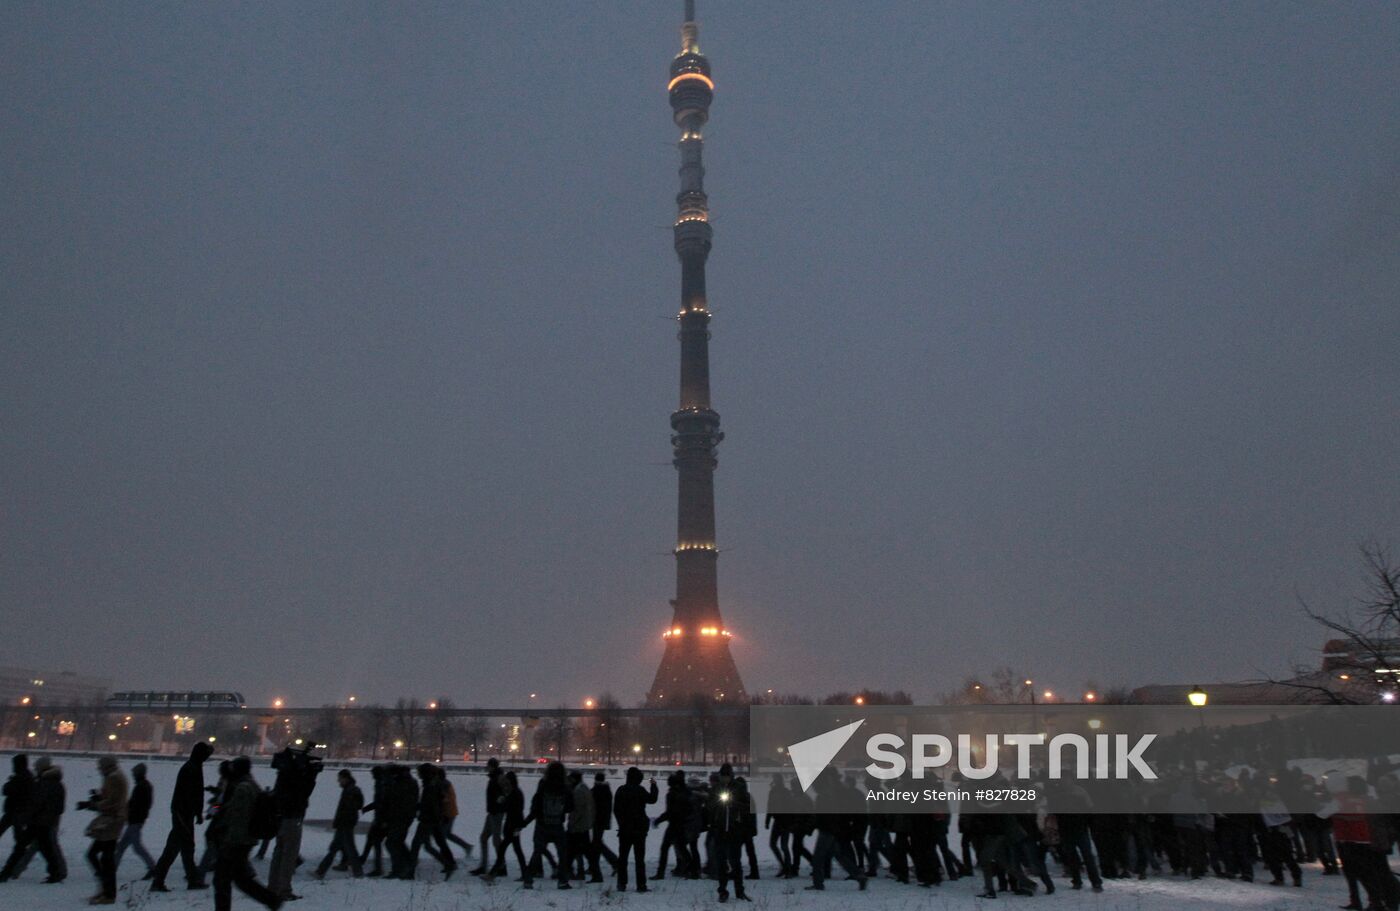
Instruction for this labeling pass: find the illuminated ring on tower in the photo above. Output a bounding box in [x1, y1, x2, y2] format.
[667, 72, 715, 92]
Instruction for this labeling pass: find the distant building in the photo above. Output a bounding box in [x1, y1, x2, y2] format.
[0, 667, 111, 707]
[1132, 638, 1396, 705]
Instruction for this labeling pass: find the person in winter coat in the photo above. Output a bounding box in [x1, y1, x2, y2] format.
[0, 754, 36, 882]
[409, 764, 456, 878]
[765, 773, 792, 877]
[439, 773, 473, 856]
[0, 755, 67, 883]
[115, 762, 154, 876]
[522, 761, 574, 890]
[487, 771, 529, 879]
[382, 764, 419, 879]
[358, 766, 388, 876]
[785, 776, 815, 878]
[151, 741, 212, 891]
[267, 745, 322, 901]
[469, 758, 502, 876]
[81, 755, 128, 905]
[207, 755, 281, 911]
[707, 763, 752, 902]
[805, 768, 867, 894]
[565, 771, 593, 880]
[589, 771, 618, 883]
[0, 755, 34, 847]
[612, 766, 658, 892]
[315, 770, 364, 878]
[653, 771, 693, 880]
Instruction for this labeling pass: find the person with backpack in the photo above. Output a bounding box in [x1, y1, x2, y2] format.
[522, 761, 573, 890]
[115, 762, 155, 877]
[80, 755, 128, 906]
[314, 770, 363, 879]
[208, 756, 281, 911]
[612, 767, 657, 892]
[151, 741, 213, 892]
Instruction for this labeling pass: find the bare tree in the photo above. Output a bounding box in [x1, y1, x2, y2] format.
[1273, 542, 1400, 704]
[393, 698, 422, 759]
[542, 708, 572, 759]
[365, 705, 391, 760]
[463, 711, 491, 762]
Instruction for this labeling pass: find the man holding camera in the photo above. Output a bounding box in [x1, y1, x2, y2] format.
[267, 745, 322, 901]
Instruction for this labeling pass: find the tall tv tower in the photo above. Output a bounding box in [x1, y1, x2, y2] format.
[646, 0, 746, 707]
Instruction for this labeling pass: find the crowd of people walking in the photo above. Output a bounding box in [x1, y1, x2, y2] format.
[1, 747, 1397, 909]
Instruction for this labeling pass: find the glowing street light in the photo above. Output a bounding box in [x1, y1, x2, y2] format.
[1187, 686, 1208, 708]
[1084, 692, 1097, 702]
[854, 696, 865, 706]
[107, 734, 117, 741]
[19, 696, 31, 706]
[632, 743, 643, 754]
[272, 698, 285, 709]
[584, 698, 596, 709]
[348, 695, 356, 703]
[428, 701, 439, 710]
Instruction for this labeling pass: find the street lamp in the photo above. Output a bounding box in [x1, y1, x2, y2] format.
[1187, 686, 1208, 708]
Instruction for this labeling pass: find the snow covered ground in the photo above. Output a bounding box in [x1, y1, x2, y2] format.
[0, 751, 1389, 910]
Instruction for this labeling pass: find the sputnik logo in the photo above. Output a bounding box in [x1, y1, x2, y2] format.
[786, 719, 865, 792]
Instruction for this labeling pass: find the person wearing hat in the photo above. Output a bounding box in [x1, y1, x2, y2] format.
[82, 756, 128, 905]
[115, 762, 154, 877]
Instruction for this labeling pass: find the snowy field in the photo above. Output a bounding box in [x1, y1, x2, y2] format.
[0, 750, 1390, 910]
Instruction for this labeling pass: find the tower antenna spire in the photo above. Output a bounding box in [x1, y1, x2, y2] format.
[649, 3, 745, 707]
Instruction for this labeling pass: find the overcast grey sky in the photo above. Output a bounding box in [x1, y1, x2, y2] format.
[2, 1, 1397, 707]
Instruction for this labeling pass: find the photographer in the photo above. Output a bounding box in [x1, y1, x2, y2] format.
[79, 756, 128, 906]
[267, 744, 323, 901]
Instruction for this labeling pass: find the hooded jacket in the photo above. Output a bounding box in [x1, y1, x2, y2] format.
[2, 756, 35, 824]
[31, 764, 65, 829]
[85, 762, 129, 842]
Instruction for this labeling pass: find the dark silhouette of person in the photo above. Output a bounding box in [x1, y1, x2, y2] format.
[151, 741, 212, 892]
[612, 766, 657, 892]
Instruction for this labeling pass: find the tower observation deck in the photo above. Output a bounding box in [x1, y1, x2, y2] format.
[646, 0, 746, 707]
